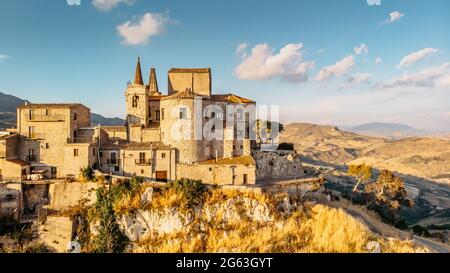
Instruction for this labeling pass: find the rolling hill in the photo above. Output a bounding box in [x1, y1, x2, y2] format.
[281, 123, 450, 183]
[343, 122, 432, 139]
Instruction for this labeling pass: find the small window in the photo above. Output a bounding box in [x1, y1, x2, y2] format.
[209, 167, 213, 172]
[211, 124, 216, 133]
[74, 149, 79, 157]
[93, 148, 96, 156]
[46, 143, 50, 149]
[161, 108, 165, 120]
[114, 166, 120, 172]
[141, 169, 144, 174]
[99, 152, 103, 158]
[45, 109, 49, 116]
[74, 113, 77, 121]
[132, 96, 139, 108]
[243, 174, 248, 184]
[29, 109, 34, 120]
[161, 153, 166, 159]
[179, 108, 187, 119]
[156, 110, 160, 121]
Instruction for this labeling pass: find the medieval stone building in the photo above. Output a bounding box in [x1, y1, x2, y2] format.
[0, 58, 305, 185]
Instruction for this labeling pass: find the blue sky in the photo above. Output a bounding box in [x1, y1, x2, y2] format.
[0, 0, 449, 131]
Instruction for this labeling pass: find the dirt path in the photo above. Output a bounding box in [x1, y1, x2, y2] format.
[329, 200, 450, 253]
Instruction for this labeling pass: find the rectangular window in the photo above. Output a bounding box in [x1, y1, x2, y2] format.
[74, 113, 77, 121]
[243, 174, 248, 184]
[161, 152, 166, 159]
[139, 152, 145, 163]
[156, 110, 160, 121]
[46, 143, 50, 149]
[28, 126, 36, 138]
[161, 108, 165, 120]
[132, 96, 139, 108]
[29, 109, 34, 120]
[179, 108, 187, 119]
[99, 152, 103, 158]
[141, 169, 144, 174]
[45, 109, 49, 116]
[73, 149, 79, 157]
[93, 148, 96, 156]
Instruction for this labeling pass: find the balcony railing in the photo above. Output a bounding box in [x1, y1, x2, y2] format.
[135, 159, 152, 165]
[29, 114, 65, 122]
[26, 155, 37, 162]
[106, 159, 120, 166]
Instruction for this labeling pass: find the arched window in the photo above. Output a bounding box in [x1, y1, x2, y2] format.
[132, 96, 139, 108]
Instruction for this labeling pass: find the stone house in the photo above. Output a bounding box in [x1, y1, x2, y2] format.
[0, 58, 306, 185]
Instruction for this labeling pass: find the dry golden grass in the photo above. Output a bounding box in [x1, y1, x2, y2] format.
[132, 202, 427, 253]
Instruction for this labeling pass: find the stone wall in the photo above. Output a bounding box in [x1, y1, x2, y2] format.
[176, 163, 256, 185]
[47, 182, 99, 210]
[0, 186, 20, 222]
[254, 150, 307, 183]
[168, 70, 211, 96]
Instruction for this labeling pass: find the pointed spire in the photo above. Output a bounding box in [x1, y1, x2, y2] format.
[148, 68, 159, 94]
[134, 57, 144, 85]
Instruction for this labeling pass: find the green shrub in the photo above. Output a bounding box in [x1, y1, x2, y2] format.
[166, 178, 209, 210]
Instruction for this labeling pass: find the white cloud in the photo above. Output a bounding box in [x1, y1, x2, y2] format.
[437, 74, 450, 88]
[117, 12, 169, 45]
[340, 73, 372, 88]
[377, 62, 450, 88]
[366, 0, 381, 6]
[0, 54, 10, 63]
[234, 43, 315, 82]
[354, 44, 368, 55]
[92, 0, 135, 11]
[235, 43, 248, 58]
[315, 55, 355, 82]
[396, 48, 439, 69]
[385, 11, 405, 24]
[375, 57, 382, 64]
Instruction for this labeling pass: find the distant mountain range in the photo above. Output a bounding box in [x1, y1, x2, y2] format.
[340, 122, 433, 139]
[0, 91, 124, 129]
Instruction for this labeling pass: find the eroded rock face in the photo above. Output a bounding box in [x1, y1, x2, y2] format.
[118, 196, 275, 242]
[118, 208, 190, 241]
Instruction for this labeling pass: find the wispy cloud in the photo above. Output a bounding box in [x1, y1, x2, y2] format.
[92, 0, 135, 11]
[340, 73, 372, 88]
[117, 12, 169, 45]
[315, 55, 355, 82]
[375, 57, 382, 64]
[354, 44, 368, 55]
[396, 48, 439, 69]
[234, 43, 315, 83]
[235, 43, 248, 58]
[377, 62, 450, 88]
[385, 11, 405, 24]
[0, 54, 10, 63]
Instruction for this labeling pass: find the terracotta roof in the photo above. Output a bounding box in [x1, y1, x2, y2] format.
[161, 89, 208, 100]
[18, 103, 89, 110]
[199, 155, 255, 166]
[122, 141, 174, 150]
[100, 140, 173, 151]
[149, 95, 166, 101]
[168, 68, 211, 73]
[7, 158, 30, 166]
[211, 94, 255, 104]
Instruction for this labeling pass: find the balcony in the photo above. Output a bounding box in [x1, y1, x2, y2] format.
[135, 159, 152, 165]
[26, 155, 37, 162]
[106, 159, 120, 166]
[28, 114, 65, 122]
